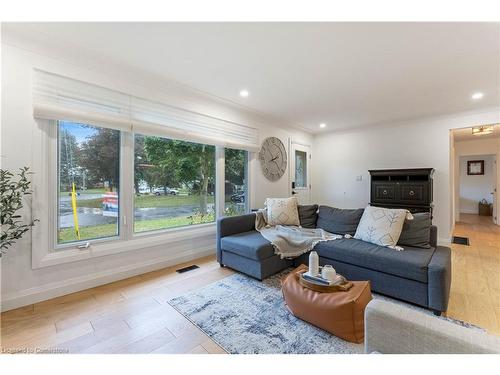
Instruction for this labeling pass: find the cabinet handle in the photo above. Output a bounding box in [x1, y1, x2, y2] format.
[383, 190, 388, 195]
[409, 190, 415, 196]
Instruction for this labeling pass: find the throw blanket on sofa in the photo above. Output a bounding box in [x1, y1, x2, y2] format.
[255, 210, 342, 259]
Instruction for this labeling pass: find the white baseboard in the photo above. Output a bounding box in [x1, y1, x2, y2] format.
[438, 237, 452, 246]
[459, 209, 479, 214]
[1, 246, 215, 312]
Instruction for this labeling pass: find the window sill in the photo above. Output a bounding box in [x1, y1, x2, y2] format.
[32, 223, 216, 269]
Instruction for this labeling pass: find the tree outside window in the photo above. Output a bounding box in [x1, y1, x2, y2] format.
[57, 121, 120, 244]
[133, 134, 216, 233]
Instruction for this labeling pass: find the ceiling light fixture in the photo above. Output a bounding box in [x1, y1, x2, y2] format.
[472, 125, 494, 136]
[471, 92, 484, 100]
[319, 123, 326, 128]
[239, 89, 249, 98]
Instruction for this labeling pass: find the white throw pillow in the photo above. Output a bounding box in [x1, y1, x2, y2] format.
[265, 197, 300, 226]
[354, 206, 412, 248]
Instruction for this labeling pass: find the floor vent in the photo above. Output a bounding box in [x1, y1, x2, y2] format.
[452, 236, 470, 246]
[176, 265, 200, 273]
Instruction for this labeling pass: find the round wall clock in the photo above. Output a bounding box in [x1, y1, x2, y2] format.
[258, 137, 287, 181]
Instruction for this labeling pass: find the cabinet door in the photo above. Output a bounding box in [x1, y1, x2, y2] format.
[372, 183, 396, 202]
[399, 183, 428, 205]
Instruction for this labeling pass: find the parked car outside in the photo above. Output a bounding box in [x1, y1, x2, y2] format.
[137, 185, 150, 194]
[230, 192, 245, 203]
[153, 187, 179, 196]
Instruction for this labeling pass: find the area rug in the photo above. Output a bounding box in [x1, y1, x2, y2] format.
[167, 270, 478, 354]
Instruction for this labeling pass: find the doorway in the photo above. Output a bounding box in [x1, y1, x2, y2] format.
[452, 124, 500, 227]
[458, 154, 496, 224]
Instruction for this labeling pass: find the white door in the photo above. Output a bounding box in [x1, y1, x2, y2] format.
[290, 142, 311, 204]
[493, 156, 497, 224]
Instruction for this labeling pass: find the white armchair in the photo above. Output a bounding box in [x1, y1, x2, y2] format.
[364, 299, 500, 354]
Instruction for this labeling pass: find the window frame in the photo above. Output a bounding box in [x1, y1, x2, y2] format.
[31, 119, 251, 269]
[294, 149, 308, 188]
[223, 148, 249, 217]
[131, 133, 218, 235]
[53, 121, 124, 250]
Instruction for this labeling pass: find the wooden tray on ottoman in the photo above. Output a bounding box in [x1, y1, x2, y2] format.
[297, 270, 353, 293]
[282, 264, 372, 343]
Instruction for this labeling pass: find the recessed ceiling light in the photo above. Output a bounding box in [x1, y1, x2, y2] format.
[471, 92, 484, 100]
[239, 89, 249, 98]
[319, 123, 326, 128]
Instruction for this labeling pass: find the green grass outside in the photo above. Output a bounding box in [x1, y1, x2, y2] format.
[71, 194, 215, 209]
[58, 215, 214, 243]
[134, 194, 214, 208]
[60, 188, 107, 195]
[57, 200, 242, 243]
[58, 223, 119, 243]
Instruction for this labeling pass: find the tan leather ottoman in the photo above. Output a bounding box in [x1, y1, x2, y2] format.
[282, 264, 372, 343]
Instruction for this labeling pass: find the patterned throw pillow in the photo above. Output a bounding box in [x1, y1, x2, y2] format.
[265, 197, 300, 226]
[354, 206, 412, 248]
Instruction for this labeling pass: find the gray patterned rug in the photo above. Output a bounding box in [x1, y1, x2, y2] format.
[168, 271, 479, 354]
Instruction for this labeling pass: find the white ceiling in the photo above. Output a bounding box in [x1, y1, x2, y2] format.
[3, 22, 500, 133]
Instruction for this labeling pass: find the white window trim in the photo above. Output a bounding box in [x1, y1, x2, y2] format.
[31, 119, 251, 269]
[215, 146, 225, 218]
[33, 222, 217, 269]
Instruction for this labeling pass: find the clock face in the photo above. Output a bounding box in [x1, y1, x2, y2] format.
[258, 137, 287, 181]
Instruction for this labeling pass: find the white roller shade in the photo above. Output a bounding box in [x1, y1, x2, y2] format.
[33, 70, 260, 151]
[33, 69, 132, 131]
[131, 97, 260, 150]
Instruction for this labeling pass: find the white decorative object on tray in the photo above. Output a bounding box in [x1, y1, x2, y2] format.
[321, 265, 337, 281]
[302, 267, 346, 286]
[308, 251, 319, 276]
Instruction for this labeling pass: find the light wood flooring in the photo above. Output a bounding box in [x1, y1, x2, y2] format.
[448, 213, 500, 336]
[1, 214, 499, 353]
[0, 256, 235, 354]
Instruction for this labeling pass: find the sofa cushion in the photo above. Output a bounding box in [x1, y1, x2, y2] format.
[265, 197, 300, 226]
[398, 212, 432, 249]
[354, 206, 409, 247]
[314, 238, 435, 283]
[316, 206, 364, 235]
[298, 204, 319, 228]
[220, 230, 276, 261]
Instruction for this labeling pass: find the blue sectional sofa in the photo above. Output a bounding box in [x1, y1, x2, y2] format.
[216, 206, 452, 315]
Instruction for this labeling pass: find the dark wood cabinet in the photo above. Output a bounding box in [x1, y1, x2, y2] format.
[369, 168, 434, 217]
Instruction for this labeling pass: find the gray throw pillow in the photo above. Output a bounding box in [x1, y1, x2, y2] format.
[298, 204, 318, 228]
[316, 206, 364, 235]
[397, 212, 432, 248]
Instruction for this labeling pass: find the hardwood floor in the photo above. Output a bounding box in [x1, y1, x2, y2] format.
[448, 213, 500, 336]
[1, 215, 499, 354]
[0, 256, 234, 354]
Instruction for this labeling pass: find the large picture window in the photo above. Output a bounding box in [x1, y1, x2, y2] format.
[224, 148, 248, 216]
[33, 71, 258, 267]
[57, 121, 120, 244]
[133, 134, 216, 232]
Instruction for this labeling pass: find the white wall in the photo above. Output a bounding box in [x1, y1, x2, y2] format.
[0, 37, 312, 311]
[312, 109, 500, 244]
[458, 155, 494, 214]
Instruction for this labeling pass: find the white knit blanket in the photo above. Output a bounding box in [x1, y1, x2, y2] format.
[254, 210, 342, 259]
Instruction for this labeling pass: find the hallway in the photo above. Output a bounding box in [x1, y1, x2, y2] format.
[449, 213, 500, 335]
